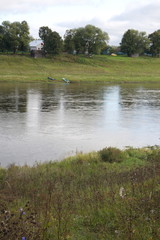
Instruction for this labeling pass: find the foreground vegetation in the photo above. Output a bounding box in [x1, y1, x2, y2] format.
[0, 54, 160, 83]
[0, 146, 160, 239]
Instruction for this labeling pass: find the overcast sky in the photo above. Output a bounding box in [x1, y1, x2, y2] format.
[0, 0, 160, 45]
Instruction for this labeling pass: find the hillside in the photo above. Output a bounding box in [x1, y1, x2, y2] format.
[0, 54, 160, 82]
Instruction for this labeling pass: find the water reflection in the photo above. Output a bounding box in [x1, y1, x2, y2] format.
[0, 84, 27, 112]
[0, 82, 160, 167]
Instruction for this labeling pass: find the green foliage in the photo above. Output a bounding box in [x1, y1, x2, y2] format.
[0, 146, 160, 239]
[64, 29, 76, 54]
[120, 29, 150, 57]
[64, 24, 109, 55]
[39, 26, 63, 55]
[147, 146, 160, 163]
[0, 20, 30, 53]
[45, 31, 63, 54]
[149, 29, 160, 56]
[98, 147, 124, 163]
[39, 26, 52, 41]
[125, 147, 148, 160]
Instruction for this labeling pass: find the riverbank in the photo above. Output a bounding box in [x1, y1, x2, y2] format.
[0, 54, 160, 82]
[0, 146, 159, 239]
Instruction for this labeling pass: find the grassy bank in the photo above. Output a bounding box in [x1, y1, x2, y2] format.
[0, 54, 160, 82]
[0, 146, 160, 239]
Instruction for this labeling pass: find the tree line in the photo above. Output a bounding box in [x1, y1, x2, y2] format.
[0, 21, 31, 54]
[0, 20, 160, 57]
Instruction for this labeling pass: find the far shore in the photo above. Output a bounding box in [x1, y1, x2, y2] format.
[0, 54, 160, 83]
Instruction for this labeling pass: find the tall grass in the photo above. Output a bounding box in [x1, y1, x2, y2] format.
[0, 54, 160, 82]
[0, 146, 159, 239]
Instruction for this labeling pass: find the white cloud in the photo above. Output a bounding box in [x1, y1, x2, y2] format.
[0, 0, 99, 12]
[0, 0, 159, 45]
[112, 1, 160, 24]
[107, 0, 160, 44]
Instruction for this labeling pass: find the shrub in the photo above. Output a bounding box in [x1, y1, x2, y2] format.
[98, 147, 123, 163]
[147, 147, 160, 163]
[125, 147, 148, 160]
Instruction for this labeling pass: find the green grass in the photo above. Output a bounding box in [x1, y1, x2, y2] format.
[0, 54, 160, 82]
[0, 146, 160, 239]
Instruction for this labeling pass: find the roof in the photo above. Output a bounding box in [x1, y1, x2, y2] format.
[29, 40, 43, 47]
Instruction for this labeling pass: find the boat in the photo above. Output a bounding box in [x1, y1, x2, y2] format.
[48, 76, 56, 81]
[62, 78, 70, 83]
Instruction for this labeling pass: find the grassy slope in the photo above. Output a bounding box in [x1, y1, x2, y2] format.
[0, 54, 160, 82]
[0, 147, 160, 239]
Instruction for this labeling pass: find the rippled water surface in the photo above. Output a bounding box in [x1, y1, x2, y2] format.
[0, 82, 160, 167]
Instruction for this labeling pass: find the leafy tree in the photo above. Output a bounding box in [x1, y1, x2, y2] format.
[64, 29, 76, 53]
[1, 21, 12, 52]
[120, 29, 150, 57]
[39, 26, 63, 54]
[18, 21, 30, 52]
[74, 27, 86, 54]
[45, 31, 63, 54]
[0, 25, 5, 52]
[149, 30, 160, 57]
[39, 26, 52, 52]
[0, 20, 30, 53]
[83, 25, 109, 54]
[64, 25, 109, 55]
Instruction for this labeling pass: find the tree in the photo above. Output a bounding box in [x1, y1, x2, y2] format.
[149, 30, 160, 57]
[64, 29, 76, 53]
[0, 25, 5, 52]
[64, 25, 109, 55]
[1, 21, 12, 52]
[83, 25, 109, 54]
[120, 29, 150, 57]
[39, 26, 52, 52]
[0, 20, 30, 53]
[39, 26, 63, 54]
[18, 21, 30, 52]
[45, 31, 63, 54]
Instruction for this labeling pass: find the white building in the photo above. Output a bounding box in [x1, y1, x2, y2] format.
[29, 40, 44, 51]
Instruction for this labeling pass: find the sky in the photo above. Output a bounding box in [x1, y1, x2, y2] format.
[0, 0, 160, 45]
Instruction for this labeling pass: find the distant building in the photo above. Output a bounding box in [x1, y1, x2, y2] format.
[29, 40, 44, 51]
[29, 40, 44, 58]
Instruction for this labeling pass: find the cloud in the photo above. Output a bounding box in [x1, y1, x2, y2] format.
[111, 1, 160, 31]
[105, 0, 160, 45]
[0, 0, 98, 12]
[54, 0, 160, 45]
[58, 17, 104, 29]
[0, 0, 159, 45]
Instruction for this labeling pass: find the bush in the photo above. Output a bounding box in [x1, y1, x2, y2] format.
[147, 147, 160, 163]
[98, 147, 123, 163]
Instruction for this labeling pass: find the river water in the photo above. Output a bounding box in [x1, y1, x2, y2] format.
[0, 81, 160, 167]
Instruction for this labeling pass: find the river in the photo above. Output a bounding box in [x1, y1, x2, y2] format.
[0, 81, 160, 167]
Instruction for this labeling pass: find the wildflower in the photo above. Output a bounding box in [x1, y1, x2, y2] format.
[119, 187, 126, 198]
[22, 237, 26, 240]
